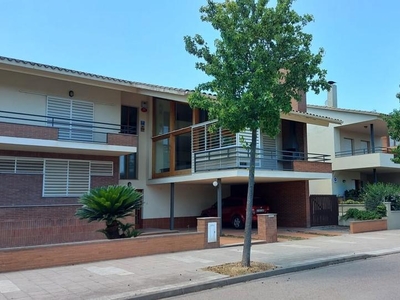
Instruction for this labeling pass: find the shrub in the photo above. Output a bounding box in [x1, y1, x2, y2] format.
[376, 203, 387, 218]
[341, 208, 383, 221]
[342, 199, 364, 204]
[75, 185, 143, 239]
[344, 189, 360, 200]
[360, 183, 400, 211]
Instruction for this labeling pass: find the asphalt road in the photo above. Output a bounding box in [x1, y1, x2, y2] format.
[171, 253, 400, 300]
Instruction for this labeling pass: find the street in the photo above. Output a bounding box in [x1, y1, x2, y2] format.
[172, 252, 400, 300]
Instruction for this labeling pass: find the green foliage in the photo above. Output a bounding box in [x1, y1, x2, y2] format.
[184, 0, 328, 267]
[341, 208, 382, 221]
[75, 185, 143, 239]
[383, 87, 400, 163]
[344, 189, 360, 200]
[184, 0, 329, 136]
[360, 182, 400, 211]
[376, 204, 387, 218]
[342, 199, 363, 204]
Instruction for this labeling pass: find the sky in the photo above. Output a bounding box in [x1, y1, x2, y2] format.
[1, 0, 399, 113]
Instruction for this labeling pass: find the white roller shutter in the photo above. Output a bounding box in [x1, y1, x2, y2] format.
[43, 160, 68, 197]
[43, 160, 90, 197]
[91, 161, 113, 176]
[47, 97, 94, 142]
[0, 157, 44, 174]
[261, 132, 278, 169]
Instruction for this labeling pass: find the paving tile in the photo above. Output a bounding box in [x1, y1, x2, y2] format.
[0, 280, 20, 293]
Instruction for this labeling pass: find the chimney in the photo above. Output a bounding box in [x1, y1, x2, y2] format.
[325, 81, 337, 108]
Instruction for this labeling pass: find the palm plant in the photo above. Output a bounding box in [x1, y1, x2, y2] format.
[75, 185, 143, 239]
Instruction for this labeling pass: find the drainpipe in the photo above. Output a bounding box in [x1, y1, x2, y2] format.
[370, 124, 375, 153]
[217, 178, 222, 235]
[170, 183, 175, 230]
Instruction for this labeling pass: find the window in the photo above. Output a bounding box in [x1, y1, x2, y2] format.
[343, 138, 354, 155]
[43, 160, 90, 197]
[0, 157, 43, 174]
[360, 140, 370, 154]
[175, 102, 192, 130]
[175, 132, 191, 170]
[47, 97, 94, 142]
[154, 98, 171, 135]
[120, 106, 138, 134]
[155, 138, 170, 173]
[91, 161, 113, 176]
[120, 154, 137, 179]
[119, 105, 138, 179]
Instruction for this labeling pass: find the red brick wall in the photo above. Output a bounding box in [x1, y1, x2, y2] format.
[293, 161, 332, 173]
[0, 232, 205, 273]
[0, 150, 120, 247]
[0, 206, 139, 248]
[350, 219, 387, 234]
[257, 181, 310, 227]
[290, 91, 307, 112]
[107, 133, 137, 147]
[142, 217, 198, 230]
[0, 206, 106, 248]
[0, 150, 119, 206]
[0, 122, 58, 140]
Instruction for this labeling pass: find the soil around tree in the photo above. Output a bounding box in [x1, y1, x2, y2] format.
[203, 261, 277, 277]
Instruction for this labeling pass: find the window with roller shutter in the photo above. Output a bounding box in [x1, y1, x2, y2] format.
[47, 97, 94, 142]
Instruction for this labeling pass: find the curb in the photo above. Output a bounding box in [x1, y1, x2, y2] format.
[125, 253, 374, 300]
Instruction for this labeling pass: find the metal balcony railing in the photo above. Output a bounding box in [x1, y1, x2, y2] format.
[335, 147, 393, 158]
[193, 146, 330, 172]
[0, 110, 136, 144]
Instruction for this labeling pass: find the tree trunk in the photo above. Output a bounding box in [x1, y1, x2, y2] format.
[106, 220, 121, 239]
[241, 128, 257, 267]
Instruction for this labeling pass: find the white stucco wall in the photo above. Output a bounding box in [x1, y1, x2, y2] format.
[309, 179, 333, 195]
[307, 107, 380, 125]
[141, 184, 230, 218]
[0, 69, 121, 125]
[307, 123, 335, 156]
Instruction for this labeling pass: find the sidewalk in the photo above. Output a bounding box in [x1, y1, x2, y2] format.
[1, 229, 400, 300]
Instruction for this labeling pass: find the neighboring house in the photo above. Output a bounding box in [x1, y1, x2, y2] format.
[307, 84, 400, 198]
[0, 56, 338, 247]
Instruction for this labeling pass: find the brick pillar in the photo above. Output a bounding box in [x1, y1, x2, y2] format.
[197, 217, 220, 249]
[257, 214, 278, 243]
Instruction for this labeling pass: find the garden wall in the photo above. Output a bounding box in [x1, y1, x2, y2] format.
[0, 217, 220, 273]
[384, 202, 400, 230]
[350, 219, 387, 234]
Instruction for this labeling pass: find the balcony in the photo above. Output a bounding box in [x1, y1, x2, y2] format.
[335, 147, 393, 158]
[0, 110, 137, 156]
[334, 147, 400, 171]
[191, 121, 331, 173]
[193, 146, 330, 173]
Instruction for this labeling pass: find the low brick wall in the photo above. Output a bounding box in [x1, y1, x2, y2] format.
[0, 217, 220, 273]
[292, 161, 332, 173]
[0, 206, 108, 248]
[0, 122, 58, 140]
[350, 219, 387, 234]
[142, 216, 198, 229]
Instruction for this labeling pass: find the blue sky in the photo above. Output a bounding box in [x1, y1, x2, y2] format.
[1, 0, 399, 113]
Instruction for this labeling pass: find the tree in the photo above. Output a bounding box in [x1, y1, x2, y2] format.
[184, 0, 329, 267]
[384, 88, 400, 163]
[75, 185, 143, 239]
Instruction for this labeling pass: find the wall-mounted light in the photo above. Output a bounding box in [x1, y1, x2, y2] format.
[69, 90, 74, 97]
[141, 101, 148, 112]
[212, 181, 218, 187]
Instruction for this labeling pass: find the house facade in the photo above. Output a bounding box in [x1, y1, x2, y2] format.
[0, 56, 337, 247]
[307, 84, 400, 198]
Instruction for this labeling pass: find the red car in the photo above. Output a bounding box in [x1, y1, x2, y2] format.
[201, 196, 270, 229]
